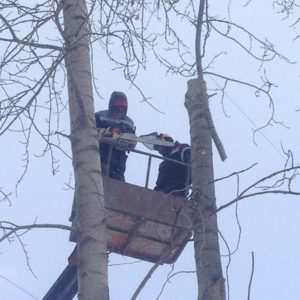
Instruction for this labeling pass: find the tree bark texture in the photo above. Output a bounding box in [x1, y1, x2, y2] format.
[185, 79, 225, 300]
[63, 1, 109, 299]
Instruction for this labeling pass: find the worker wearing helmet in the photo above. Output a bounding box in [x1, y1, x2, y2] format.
[95, 91, 135, 181]
[154, 133, 191, 197]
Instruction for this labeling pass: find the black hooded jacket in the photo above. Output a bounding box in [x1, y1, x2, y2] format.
[95, 91, 135, 180]
[154, 142, 191, 197]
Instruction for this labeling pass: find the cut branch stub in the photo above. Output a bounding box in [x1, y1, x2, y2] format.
[185, 79, 227, 161]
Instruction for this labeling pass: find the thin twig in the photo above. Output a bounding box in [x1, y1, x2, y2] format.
[0, 223, 71, 243]
[247, 252, 255, 300]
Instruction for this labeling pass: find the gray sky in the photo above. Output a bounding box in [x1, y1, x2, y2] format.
[1, 1, 300, 300]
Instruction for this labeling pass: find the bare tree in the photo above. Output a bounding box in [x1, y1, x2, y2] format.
[185, 78, 226, 300]
[184, 4, 226, 299]
[63, 1, 109, 299]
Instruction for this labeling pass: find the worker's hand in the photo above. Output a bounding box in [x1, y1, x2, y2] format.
[127, 141, 137, 151]
[111, 127, 121, 135]
[98, 127, 113, 139]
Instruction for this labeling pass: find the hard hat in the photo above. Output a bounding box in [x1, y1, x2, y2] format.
[158, 133, 174, 143]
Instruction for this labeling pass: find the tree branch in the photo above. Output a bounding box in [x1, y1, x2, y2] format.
[0, 222, 71, 243]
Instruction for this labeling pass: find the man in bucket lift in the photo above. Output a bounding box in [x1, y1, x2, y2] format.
[95, 91, 135, 181]
[153, 133, 191, 197]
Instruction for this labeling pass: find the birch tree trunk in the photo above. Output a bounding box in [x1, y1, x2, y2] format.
[185, 79, 225, 300]
[63, 1, 109, 299]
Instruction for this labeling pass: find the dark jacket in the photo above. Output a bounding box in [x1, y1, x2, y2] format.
[154, 142, 191, 197]
[95, 92, 135, 181]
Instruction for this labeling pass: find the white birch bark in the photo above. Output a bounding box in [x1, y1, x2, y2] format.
[63, 1, 109, 299]
[185, 79, 225, 300]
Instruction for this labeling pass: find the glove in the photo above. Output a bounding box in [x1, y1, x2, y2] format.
[98, 127, 113, 139]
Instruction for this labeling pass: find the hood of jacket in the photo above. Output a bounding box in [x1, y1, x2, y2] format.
[108, 91, 128, 115]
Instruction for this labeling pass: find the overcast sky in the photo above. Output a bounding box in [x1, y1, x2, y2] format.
[1, 1, 300, 300]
